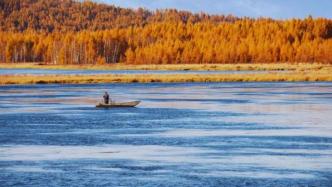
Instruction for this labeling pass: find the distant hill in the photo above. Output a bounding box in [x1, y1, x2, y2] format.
[0, 0, 331, 64]
[0, 0, 238, 32]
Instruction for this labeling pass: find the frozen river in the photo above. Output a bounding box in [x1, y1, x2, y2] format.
[0, 82, 331, 186]
[0, 68, 277, 75]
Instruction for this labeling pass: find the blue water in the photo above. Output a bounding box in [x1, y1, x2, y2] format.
[0, 68, 272, 75]
[0, 82, 332, 186]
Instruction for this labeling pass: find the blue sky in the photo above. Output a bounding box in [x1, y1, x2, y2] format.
[96, 0, 331, 19]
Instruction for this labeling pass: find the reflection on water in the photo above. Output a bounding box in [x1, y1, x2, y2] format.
[0, 82, 332, 186]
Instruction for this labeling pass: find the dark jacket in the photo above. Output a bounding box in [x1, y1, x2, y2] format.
[103, 93, 109, 104]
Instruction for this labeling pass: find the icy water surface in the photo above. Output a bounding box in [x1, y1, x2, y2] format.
[0, 68, 275, 75]
[0, 82, 332, 186]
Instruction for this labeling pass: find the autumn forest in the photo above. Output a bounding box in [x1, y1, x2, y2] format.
[0, 0, 331, 65]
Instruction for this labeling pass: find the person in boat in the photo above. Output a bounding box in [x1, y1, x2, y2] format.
[103, 92, 110, 104]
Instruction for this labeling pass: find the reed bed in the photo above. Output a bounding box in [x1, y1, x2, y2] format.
[1, 71, 332, 85]
[1, 63, 331, 71]
[1, 63, 331, 85]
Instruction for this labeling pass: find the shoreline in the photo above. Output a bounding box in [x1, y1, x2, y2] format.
[1, 63, 331, 71]
[1, 63, 331, 85]
[1, 72, 331, 85]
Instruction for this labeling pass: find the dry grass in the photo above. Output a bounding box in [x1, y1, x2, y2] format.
[1, 71, 332, 85]
[1, 63, 331, 85]
[1, 62, 331, 71]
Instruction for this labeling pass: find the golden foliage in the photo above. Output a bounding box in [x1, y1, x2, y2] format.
[0, 1, 331, 64]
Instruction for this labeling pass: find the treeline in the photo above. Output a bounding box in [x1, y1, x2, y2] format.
[0, 0, 331, 64]
[0, 0, 238, 32]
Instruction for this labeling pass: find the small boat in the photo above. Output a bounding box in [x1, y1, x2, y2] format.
[96, 101, 140, 108]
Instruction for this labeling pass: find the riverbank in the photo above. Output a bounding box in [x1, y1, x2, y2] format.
[1, 71, 331, 85]
[1, 63, 331, 84]
[1, 63, 331, 71]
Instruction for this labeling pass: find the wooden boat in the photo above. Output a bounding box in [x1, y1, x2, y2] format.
[96, 101, 140, 108]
